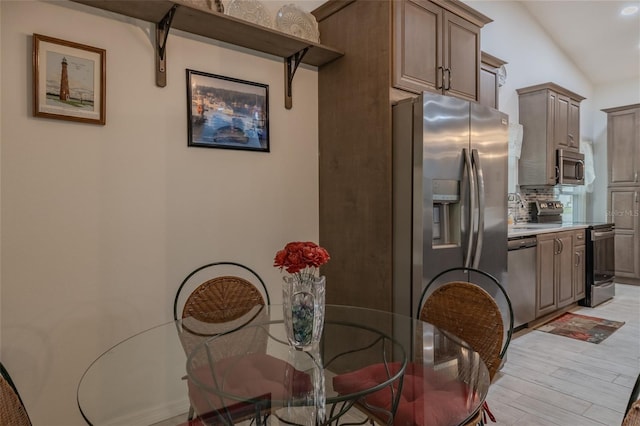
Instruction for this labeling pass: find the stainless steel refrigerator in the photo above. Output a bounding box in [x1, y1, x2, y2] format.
[392, 92, 509, 319]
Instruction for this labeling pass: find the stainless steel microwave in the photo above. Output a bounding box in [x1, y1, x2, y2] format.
[557, 149, 585, 185]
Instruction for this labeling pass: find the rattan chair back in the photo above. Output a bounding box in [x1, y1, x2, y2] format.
[182, 276, 265, 323]
[418, 267, 513, 381]
[174, 263, 271, 425]
[623, 400, 640, 426]
[623, 373, 640, 426]
[0, 363, 31, 426]
[173, 261, 270, 322]
[420, 281, 503, 379]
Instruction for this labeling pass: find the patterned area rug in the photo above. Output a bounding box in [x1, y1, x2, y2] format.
[537, 312, 625, 344]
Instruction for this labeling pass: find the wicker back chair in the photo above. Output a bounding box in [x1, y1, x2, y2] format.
[173, 261, 270, 322]
[174, 261, 271, 366]
[623, 373, 640, 426]
[173, 262, 271, 424]
[418, 267, 513, 425]
[624, 401, 640, 426]
[0, 362, 31, 426]
[418, 267, 513, 381]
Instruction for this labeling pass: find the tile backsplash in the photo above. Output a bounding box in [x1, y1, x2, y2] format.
[508, 187, 556, 223]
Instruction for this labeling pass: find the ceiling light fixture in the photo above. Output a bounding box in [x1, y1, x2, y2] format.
[620, 5, 639, 15]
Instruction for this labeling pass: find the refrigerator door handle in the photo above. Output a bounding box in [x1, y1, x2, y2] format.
[463, 148, 476, 268]
[472, 149, 485, 268]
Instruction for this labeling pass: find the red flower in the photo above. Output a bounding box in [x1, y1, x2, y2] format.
[274, 241, 330, 274]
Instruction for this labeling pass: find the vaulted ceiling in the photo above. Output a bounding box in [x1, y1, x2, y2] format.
[520, 0, 640, 86]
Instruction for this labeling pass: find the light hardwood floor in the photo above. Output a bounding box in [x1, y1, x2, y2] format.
[486, 283, 640, 426]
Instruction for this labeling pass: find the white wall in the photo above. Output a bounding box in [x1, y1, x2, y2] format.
[465, 0, 640, 221]
[0, 1, 319, 424]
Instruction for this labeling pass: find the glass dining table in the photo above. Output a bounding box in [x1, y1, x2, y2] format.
[77, 305, 490, 426]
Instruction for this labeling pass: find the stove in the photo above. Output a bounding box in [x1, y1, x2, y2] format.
[580, 223, 616, 307]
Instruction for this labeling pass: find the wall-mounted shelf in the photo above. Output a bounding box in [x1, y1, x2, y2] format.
[70, 0, 344, 108]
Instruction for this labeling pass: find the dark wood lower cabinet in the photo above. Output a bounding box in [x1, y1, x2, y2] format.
[556, 232, 575, 308]
[536, 235, 557, 317]
[536, 231, 579, 318]
[608, 188, 640, 283]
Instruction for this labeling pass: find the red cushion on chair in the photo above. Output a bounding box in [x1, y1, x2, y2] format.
[394, 386, 476, 426]
[332, 362, 478, 426]
[188, 353, 312, 422]
[333, 362, 403, 393]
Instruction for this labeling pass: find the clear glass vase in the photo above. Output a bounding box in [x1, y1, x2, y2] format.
[282, 273, 326, 350]
[280, 347, 326, 424]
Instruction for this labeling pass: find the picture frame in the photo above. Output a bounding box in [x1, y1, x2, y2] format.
[187, 69, 269, 152]
[33, 34, 106, 125]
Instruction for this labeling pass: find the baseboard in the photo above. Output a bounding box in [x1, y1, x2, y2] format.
[616, 277, 640, 286]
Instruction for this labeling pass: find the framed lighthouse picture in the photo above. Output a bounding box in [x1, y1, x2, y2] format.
[33, 34, 106, 125]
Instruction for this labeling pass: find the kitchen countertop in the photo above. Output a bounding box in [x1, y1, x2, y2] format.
[508, 223, 589, 238]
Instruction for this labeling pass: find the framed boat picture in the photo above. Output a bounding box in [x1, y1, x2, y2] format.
[186, 69, 269, 152]
[32, 34, 106, 125]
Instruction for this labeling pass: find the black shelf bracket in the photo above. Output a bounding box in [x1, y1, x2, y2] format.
[284, 47, 310, 110]
[155, 5, 178, 87]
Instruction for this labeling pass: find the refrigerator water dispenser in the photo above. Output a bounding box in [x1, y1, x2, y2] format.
[432, 179, 460, 248]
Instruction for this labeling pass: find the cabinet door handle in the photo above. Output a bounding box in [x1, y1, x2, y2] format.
[636, 191, 638, 204]
[445, 68, 452, 91]
[437, 66, 444, 90]
[558, 238, 564, 254]
[635, 171, 638, 183]
[554, 238, 559, 255]
[554, 166, 560, 182]
[575, 252, 580, 267]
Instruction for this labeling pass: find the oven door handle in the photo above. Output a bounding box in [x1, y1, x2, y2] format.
[592, 230, 615, 240]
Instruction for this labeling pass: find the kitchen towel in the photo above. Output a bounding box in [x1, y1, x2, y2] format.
[508, 122, 523, 159]
[580, 140, 596, 192]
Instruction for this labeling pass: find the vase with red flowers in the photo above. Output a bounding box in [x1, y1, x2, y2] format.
[274, 241, 330, 350]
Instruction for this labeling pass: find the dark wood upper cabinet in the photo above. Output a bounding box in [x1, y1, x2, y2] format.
[441, 11, 482, 100]
[394, 0, 441, 94]
[604, 104, 640, 186]
[568, 99, 581, 150]
[517, 83, 585, 186]
[392, 0, 490, 101]
[554, 94, 581, 151]
[479, 51, 507, 109]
